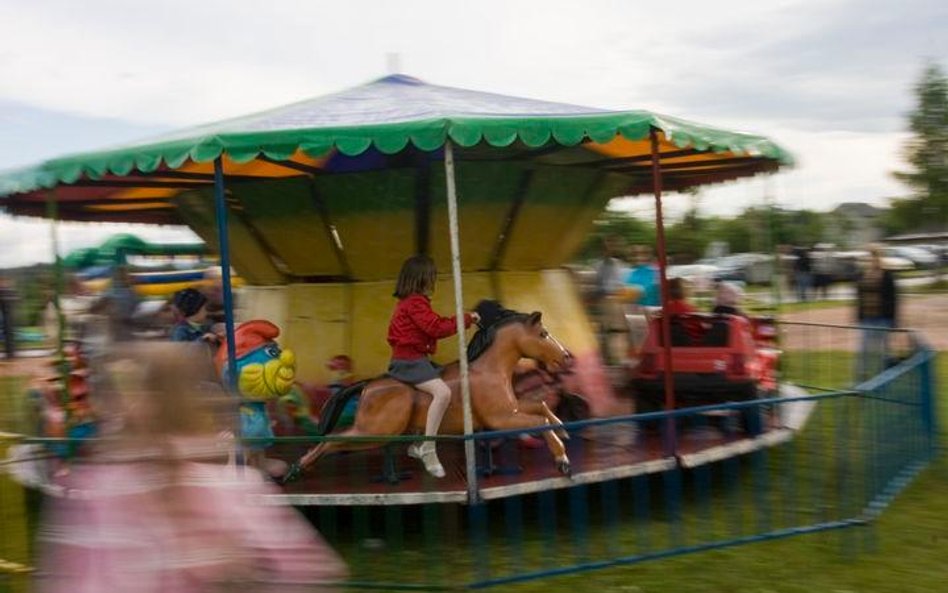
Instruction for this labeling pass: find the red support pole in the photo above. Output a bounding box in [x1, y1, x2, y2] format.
[649, 128, 677, 456]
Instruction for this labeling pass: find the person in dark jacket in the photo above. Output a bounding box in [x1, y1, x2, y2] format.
[170, 288, 218, 344]
[0, 277, 16, 359]
[792, 246, 812, 302]
[854, 245, 898, 382]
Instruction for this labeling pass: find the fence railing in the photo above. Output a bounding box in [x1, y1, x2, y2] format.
[0, 323, 939, 591]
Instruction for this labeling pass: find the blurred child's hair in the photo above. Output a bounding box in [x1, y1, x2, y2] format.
[104, 342, 233, 443]
[393, 254, 437, 299]
[715, 281, 744, 308]
[668, 277, 687, 300]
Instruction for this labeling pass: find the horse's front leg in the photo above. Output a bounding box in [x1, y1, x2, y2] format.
[482, 412, 570, 476]
[298, 441, 331, 470]
[515, 400, 569, 441]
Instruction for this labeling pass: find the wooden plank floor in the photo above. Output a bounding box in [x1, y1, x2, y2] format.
[271, 411, 796, 506]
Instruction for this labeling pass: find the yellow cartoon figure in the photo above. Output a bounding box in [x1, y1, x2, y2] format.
[215, 320, 296, 473]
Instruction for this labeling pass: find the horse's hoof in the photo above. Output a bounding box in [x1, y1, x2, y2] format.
[280, 462, 304, 485]
[557, 459, 571, 477]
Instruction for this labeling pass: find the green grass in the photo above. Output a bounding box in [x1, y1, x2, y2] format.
[904, 283, 948, 294]
[1, 355, 944, 592]
[1, 375, 30, 593]
[501, 353, 947, 593]
[316, 350, 943, 592]
[770, 299, 853, 314]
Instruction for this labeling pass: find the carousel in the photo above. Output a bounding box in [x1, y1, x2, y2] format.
[0, 74, 811, 506]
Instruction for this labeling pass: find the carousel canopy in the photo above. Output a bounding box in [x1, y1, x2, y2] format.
[0, 74, 792, 283]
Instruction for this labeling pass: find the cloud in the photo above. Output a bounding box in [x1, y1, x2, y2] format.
[632, 0, 948, 132]
[0, 0, 944, 265]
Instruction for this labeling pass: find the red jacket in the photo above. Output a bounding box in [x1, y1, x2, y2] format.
[387, 294, 474, 360]
[665, 299, 697, 315]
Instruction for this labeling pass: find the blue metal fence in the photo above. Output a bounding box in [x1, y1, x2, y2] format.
[0, 323, 940, 591]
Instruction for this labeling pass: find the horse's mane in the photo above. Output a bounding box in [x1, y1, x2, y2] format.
[466, 300, 531, 363]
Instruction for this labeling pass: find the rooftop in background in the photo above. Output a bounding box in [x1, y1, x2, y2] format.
[883, 231, 948, 243]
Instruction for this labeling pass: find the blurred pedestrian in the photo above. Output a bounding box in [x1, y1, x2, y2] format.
[665, 277, 696, 315]
[97, 265, 141, 342]
[35, 342, 348, 593]
[624, 245, 659, 361]
[625, 245, 660, 308]
[811, 244, 834, 300]
[792, 246, 812, 302]
[712, 281, 746, 317]
[0, 275, 16, 359]
[591, 235, 630, 365]
[854, 244, 898, 382]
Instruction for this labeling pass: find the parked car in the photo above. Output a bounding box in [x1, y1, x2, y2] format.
[914, 244, 948, 265]
[697, 253, 774, 285]
[630, 313, 779, 434]
[883, 246, 939, 269]
[835, 250, 914, 273]
[667, 264, 719, 294]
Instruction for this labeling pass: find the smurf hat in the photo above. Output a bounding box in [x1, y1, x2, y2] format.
[214, 320, 281, 374]
[173, 288, 207, 318]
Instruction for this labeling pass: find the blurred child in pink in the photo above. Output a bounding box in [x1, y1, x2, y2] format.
[35, 342, 348, 593]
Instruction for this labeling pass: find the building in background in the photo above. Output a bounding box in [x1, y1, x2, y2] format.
[827, 202, 884, 248]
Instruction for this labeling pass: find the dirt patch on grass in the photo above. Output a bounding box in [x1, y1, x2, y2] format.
[0, 355, 53, 380]
[780, 293, 948, 351]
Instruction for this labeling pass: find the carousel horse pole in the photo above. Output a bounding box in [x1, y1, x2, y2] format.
[285, 310, 572, 483]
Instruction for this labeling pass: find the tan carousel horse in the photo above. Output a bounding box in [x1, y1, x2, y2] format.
[284, 306, 573, 482]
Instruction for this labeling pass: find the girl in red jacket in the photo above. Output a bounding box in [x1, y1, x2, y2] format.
[387, 255, 479, 478]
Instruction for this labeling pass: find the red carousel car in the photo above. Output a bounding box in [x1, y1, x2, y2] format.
[630, 313, 780, 434]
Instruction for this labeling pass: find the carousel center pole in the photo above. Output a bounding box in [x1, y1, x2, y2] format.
[443, 140, 479, 503]
[649, 128, 678, 457]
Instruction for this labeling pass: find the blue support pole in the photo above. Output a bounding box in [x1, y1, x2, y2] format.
[919, 351, 937, 459]
[214, 157, 243, 468]
[213, 157, 239, 391]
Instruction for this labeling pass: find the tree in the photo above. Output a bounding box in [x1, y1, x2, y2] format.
[665, 190, 709, 262]
[889, 62, 948, 233]
[575, 210, 655, 263]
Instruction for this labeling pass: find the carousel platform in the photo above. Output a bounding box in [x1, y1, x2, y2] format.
[268, 385, 814, 507]
[5, 387, 814, 508]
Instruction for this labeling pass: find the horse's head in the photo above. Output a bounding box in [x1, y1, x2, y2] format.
[516, 311, 571, 374]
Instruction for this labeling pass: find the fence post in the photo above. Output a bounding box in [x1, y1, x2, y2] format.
[918, 351, 938, 460]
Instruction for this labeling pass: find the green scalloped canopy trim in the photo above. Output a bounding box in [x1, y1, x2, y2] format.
[0, 112, 792, 197]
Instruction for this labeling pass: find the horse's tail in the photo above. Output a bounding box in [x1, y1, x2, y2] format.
[315, 381, 368, 436]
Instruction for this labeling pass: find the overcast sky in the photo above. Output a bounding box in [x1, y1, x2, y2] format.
[1, 0, 945, 267]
